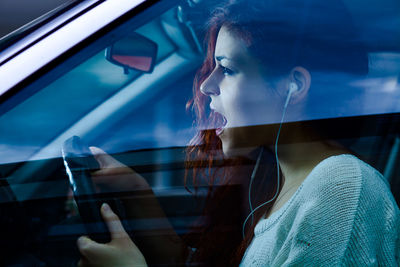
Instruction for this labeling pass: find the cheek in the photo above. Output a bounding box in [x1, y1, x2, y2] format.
[222, 95, 249, 126]
[225, 93, 282, 127]
[220, 77, 285, 127]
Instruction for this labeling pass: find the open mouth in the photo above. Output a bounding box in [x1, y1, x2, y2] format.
[215, 115, 227, 136]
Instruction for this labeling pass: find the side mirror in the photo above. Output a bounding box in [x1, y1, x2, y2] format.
[105, 32, 158, 73]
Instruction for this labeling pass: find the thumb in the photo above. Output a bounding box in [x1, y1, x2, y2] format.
[77, 236, 108, 261]
[89, 147, 125, 169]
[100, 203, 129, 241]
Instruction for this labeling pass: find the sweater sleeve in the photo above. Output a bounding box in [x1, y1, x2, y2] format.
[274, 156, 400, 266]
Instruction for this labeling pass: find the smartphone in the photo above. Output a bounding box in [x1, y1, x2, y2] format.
[62, 136, 111, 243]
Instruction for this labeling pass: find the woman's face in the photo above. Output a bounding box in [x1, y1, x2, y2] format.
[200, 26, 287, 157]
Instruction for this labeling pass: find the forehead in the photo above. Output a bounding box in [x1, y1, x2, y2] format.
[214, 26, 250, 62]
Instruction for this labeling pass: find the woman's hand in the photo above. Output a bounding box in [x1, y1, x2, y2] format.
[75, 147, 185, 265]
[88, 147, 150, 193]
[65, 147, 150, 217]
[77, 203, 147, 267]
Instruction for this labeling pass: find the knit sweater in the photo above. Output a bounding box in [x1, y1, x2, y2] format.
[240, 154, 400, 266]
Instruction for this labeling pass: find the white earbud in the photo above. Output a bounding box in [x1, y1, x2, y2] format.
[289, 82, 298, 94]
[284, 82, 298, 109]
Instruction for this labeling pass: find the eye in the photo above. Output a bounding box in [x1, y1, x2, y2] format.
[220, 65, 235, 76]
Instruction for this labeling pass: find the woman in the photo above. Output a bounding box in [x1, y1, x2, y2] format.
[77, 0, 400, 266]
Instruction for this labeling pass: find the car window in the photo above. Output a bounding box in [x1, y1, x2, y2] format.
[0, 4, 200, 164]
[0, 0, 399, 266]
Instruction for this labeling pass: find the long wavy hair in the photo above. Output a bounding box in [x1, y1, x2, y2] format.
[184, 0, 368, 265]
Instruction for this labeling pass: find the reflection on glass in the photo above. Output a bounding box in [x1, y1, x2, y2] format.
[0, 0, 399, 266]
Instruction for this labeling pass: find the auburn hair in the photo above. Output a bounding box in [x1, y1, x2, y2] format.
[184, 4, 280, 265]
[183, 0, 368, 265]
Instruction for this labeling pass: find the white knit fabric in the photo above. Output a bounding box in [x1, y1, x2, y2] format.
[240, 154, 400, 266]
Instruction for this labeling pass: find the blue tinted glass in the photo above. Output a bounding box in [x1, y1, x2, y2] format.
[0, 1, 399, 266]
[0, 6, 201, 164]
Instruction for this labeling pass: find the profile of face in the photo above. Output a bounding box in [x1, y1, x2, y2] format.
[200, 26, 309, 157]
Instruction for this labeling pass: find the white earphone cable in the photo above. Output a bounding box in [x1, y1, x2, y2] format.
[248, 146, 264, 226]
[242, 88, 294, 238]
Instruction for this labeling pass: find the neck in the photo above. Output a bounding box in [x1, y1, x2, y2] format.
[276, 141, 348, 187]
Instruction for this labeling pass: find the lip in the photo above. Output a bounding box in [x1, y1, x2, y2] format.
[215, 113, 227, 136]
[216, 127, 224, 136]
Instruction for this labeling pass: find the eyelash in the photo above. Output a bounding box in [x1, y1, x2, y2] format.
[220, 65, 235, 76]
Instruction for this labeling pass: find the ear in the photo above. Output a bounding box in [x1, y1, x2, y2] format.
[288, 66, 311, 104]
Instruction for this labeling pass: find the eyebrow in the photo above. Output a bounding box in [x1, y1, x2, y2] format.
[215, 55, 242, 65]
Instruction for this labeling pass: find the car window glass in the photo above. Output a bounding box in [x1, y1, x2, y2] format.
[0, 1, 399, 266]
[0, 7, 199, 164]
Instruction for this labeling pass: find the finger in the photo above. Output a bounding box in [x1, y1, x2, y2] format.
[77, 236, 108, 260]
[89, 147, 125, 169]
[77, 257, 90, 267]
[91, 166, 131, 177]
[89, 146, 106, 155]
[101, 203, 129, 240]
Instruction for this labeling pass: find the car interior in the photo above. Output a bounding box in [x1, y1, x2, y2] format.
[0, 0, 399, 265]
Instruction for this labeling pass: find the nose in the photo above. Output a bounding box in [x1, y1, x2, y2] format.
[200, 69, 220, 96]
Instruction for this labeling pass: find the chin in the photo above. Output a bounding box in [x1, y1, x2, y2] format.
[220, 136, 236, 158]
[220, 127, 258, 158]
[221, 140, 256, 159]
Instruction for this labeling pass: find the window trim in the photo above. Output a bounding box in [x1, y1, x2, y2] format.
[0, 0, 148, 95]
[0, 0, 104, 66]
